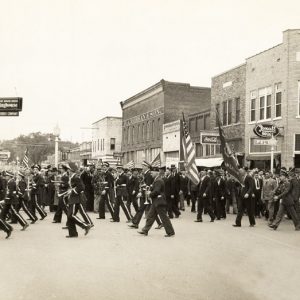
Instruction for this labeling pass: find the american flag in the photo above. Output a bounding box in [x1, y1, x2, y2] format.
[124, 160, 135, 169]
[22, 148, 29, 169]
[150, 153, 161, 168]
[182, 113, 200, 185]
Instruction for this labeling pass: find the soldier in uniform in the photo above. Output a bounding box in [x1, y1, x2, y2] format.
[0, 171, 28, 231]
[53, 164, 70, 223]
[111, 164, 132, 222]
[138, 166, 175, 237]
[66, 162, 92, 238]
[30, 165, 47, 220]
[96, 162, 115, 219]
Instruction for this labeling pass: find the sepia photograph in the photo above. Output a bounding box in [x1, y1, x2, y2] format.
[0, 1, 300, 299]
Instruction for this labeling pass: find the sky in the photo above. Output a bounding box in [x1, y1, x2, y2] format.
[0, 0, 299, 143]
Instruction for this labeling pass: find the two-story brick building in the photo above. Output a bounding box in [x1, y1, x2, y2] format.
[120, 79, 211, 165]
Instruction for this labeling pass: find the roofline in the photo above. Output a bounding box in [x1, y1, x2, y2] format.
[92, 116, 122, 125]
[188, 109, 211, 118]
[120, 79, 210, 109]
[246, 43, 282, 60]
[212, 63, 246, 79]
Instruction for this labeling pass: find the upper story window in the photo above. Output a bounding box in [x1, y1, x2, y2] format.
[250, 90, 256, 122]
[259, 86, 272, 121]
[275, 83, 282, 118]
[235, 97, 240, 123]
[215, 103, 220, 126]
[298, 81, 300, 116]
[222, 101, 227, 125]
[110, 138, 115, 151]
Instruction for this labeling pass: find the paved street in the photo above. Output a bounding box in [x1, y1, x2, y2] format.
[1, 209, 300, 300]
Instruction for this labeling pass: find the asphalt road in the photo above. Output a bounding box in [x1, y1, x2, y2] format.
[1, 208, 300, 300]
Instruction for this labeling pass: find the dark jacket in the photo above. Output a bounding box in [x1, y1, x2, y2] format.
[144, 170, 154, 187]
[212, 177, 226, 199]
[165, 173, 180, 197]
[6, 178, 18, 205]
[276, 180, 295, 206]
[127, 176, 139, 196]
[69, 174, 85, 204]
[150, 176, 167, 208]
[116, 172, 128, 197]
[31, 173, 45, 196]
[179, 175, 189, 194]
[241, 175, 254, 199]
[198, 175, 211, 199]
[59, 173, 70, 193]
[290, 177, 300, 203]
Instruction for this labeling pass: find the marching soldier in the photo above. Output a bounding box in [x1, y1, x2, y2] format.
[138, 166, 175, 237]
[30, 165, 47, 220]
[111, 164, 132, 222]
[66, 162, 92, 238]
[96, 162, 115, 219]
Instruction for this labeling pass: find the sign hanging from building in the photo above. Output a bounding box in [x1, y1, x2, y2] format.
[0, 98, 23, 116]
[253, 124, 279, 138]
[113, 152, 124, 158]
[254, 138, 277, 146]
[200, 132, 220, 145]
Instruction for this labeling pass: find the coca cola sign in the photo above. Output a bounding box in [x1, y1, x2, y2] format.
[253, 124, 279, 138]
[200, 132, 220, 145]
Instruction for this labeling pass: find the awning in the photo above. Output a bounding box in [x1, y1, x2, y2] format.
[195, 157, 224, 168]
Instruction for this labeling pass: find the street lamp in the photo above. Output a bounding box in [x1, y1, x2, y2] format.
[53, 124, 61, 168]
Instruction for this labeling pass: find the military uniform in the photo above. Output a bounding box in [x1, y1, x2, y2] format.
[30, 172, 47, 220]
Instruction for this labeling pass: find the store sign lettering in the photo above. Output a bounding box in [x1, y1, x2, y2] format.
[253, 124, 279, 138]
[123, 107, 164, 126]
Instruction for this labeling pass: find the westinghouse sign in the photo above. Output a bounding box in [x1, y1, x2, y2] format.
[0, 98, 23, 116]
[200, 132, 220, 145]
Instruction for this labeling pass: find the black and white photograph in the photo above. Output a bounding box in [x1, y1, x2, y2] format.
[0, 1, 300, 299]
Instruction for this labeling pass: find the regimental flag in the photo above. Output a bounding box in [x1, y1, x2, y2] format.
[216, 109, 243, 184]
[124, 160, 135, 170]
[21, 148, 29, 169]
[182, 113, 200, 185]
[150, 153, 161, 168]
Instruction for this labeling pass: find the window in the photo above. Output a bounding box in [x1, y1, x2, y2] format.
[195, 143, 203, 157]
[157, 118, 161, 139]
[295, 134, 300, 151]
[205, 144, 211, 156]
[103, 139, 105, 151]
[189, 118, 196, 133]
[259, 87, 272, 120]
[147, 121, 150, 141]
[215, 103, 220, 126]
[275, 83, 282, 118]
[222, 101, 227, 125]
[235, 98, 240, 123]
[110, 138, 116, 150]
[152, 120, 155, 139]
[298, 81, 300, 116]
[250, 90, 256, 122]
[204, 114, 209, 130]
[123, 128, 127, 145]
[132, 126, 135, 144]
[97, 139, 99, 151]
[228, 100, 232, 125]
[127, 127, 130, 145]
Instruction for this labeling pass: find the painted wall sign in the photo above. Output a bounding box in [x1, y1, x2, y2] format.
[123, 107, 164, 126]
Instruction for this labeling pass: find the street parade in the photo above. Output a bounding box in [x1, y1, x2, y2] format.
[1, 1, 300, 300]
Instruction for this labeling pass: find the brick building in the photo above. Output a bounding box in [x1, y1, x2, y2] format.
[91, 116, 122, 166]
[245, 29, 300, 170]
[210, 63, 246, 165]
[120, 79, 211, 165]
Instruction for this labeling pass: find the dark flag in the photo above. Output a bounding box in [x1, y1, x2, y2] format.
[182, 113, 200, 185]
[216, 110, 243, 184]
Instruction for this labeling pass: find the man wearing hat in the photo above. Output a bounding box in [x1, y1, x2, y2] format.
[111, 163, 132, 222]
[30, 164, 47, 221]
[269, 170, 300, 231]
[288, 168, 300, 221]
[212, 169, 226, 220]
[53, 163, 70, 224]
[138, 166, 175, 237]
[66, 162, 92, 237]
[96, 162, 115, 219]
[0, 171, 29, 232]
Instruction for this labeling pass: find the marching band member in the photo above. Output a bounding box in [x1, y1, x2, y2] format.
[126, 168, 140, 215]
[138, 166, 175, 237]
[66, 162, 92, 238]
[0, 171, 28, 232]
[53, 164, 70, 224]
[111, 164, 132, 222]
[30, 164, 47, 220]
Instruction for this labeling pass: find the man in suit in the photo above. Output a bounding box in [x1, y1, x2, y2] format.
[179, 171, 189, 211]
[195, 170, 215, 222]
[289, 169, 300, 221]
[138, 166, 175, 237]
[262, 171, 276, 223]
[212, 170, 226, 220]
[66, 162, 92, 238]
[269, 170, 300, 231]
[253, 171, 263, 218]
[233, 168, 256, 227]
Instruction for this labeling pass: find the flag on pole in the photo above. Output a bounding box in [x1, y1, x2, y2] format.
[182, 113, 200, 185]
[124, 160, 135, 170]
[150, 153, 161, 168]
[21, 148, 29, 169]
[216, 109, 243, 184]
